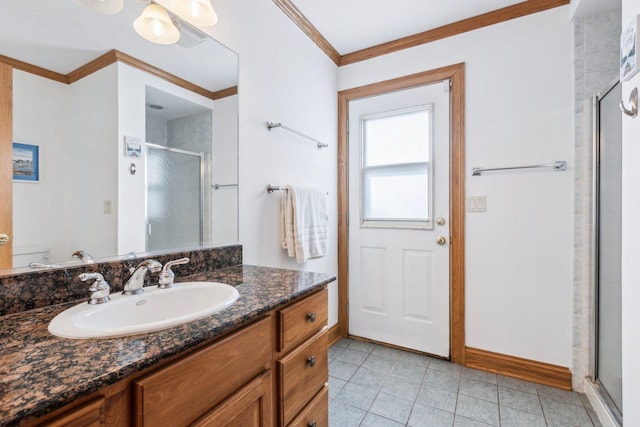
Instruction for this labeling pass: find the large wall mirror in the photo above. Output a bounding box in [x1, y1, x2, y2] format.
[0, 0, 239, 273]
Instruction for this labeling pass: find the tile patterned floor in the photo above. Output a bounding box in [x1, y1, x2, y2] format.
[328, 338, 602, 427]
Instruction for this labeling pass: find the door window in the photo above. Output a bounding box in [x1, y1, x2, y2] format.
[360, 105, 433, 229]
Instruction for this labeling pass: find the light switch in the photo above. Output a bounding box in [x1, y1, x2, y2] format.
[467, 196, 487, 213]
[104, 200, 112, 214]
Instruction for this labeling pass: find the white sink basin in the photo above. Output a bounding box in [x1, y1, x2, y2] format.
[48, 282, 239, 339]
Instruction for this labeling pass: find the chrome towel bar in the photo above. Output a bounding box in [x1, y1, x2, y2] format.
[267, 185, 287, 193]
[472, 161, 566, 176]
[212, 184, 238, 190]
[266, 121, 328, 150]
[266, 185, 328, 195]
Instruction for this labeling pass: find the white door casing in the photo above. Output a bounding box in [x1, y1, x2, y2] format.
[348, 81, 451, 357]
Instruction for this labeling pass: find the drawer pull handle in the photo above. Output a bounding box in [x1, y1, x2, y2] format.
[306, 356, 316, 367]
[308, 422, 316, 427]
[307, 312, 317, 322]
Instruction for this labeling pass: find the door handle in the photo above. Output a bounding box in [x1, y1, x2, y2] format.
[0, 234, 9, 246]
[436, 236, 447, 245]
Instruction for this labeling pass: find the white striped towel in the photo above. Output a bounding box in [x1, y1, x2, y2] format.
[281, 186, 328, 263]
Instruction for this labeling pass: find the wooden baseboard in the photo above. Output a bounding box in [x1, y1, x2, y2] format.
[465, 347, 572, 390]
[327, 324, 341, 347]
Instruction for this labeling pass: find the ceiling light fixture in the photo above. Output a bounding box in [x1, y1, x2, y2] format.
[134, 3, 181, 45]
[73, 0, 124, 15]
[73, 0, 218, 46]
[153, 0, 217, 27]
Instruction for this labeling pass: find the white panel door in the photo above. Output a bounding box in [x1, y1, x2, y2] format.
[348, 82, 450, 357]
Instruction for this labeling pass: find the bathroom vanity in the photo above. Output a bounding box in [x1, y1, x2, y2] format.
[0, 263, 334, 426]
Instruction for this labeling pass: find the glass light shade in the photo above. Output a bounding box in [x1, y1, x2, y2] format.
[134, 4, 180, 45]
[177, 0, 218, 27]
[73, 0, 124, 14]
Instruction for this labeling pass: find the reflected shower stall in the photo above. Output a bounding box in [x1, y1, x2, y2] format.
[146, 144, 204, 252]
[592, 80, 622, 424]
[144, 86, 213, 253]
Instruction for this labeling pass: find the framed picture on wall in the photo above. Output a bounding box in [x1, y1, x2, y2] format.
[12, 142, 39, 182]
[124, 135, 143, 158]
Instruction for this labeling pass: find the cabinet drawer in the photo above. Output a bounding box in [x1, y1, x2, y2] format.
[133, 317, 272, 427]
[278, 328, 328, 426]
[278, 289, 327, 353]
[287, 386, 328, 427]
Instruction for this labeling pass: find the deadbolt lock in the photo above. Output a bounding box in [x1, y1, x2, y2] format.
[435, 217, 446, 226]
[0, 234, 9, 246]
[436, 236, 447, 245]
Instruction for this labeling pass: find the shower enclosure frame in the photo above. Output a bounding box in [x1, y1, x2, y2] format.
[591, 79, 623, 426]
[144, 142, 205, 252]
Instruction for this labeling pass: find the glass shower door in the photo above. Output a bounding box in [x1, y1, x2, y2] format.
[146, 144, 203, 252]
[594, 81, 622, 419]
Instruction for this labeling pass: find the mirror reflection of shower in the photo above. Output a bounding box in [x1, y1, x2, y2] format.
[144, 86, 238, 252]
[593, 80, 623, 424]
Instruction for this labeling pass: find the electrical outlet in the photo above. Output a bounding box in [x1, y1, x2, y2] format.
[467, 196, 487, 213]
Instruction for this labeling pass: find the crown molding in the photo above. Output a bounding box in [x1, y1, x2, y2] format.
[0, 50, 236, 101]
[272, 0, 341, 65]
[274, 0, 570, 66]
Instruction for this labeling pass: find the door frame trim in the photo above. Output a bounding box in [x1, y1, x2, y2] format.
[0, 63, 13, 269]
[337, 63, 466, 363]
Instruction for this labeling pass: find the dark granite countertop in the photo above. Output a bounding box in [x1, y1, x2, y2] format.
[0, 265, 335, 426]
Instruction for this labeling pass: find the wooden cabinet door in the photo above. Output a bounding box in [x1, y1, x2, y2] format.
[0, 63, 12, 269]
[133, 317, 272, 426]
[37, 397, 106, 427]
[192, 371, 272, 427]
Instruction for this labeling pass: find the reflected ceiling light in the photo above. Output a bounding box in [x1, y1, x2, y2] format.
[73, 0, 217, 46]
[73, 0, 124, 15]
[177, 0, 218, 27]
[133, 4, 180, 45]
[154, 0, 218, 28]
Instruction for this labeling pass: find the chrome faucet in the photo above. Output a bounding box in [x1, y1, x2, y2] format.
[78, 272, 111, 304]
[158, 257, 190, 289]
[72, 250, 94, 264]
[123, 259, 162, 295]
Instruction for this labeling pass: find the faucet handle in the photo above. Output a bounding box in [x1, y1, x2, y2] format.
[72, 250, 94, 264]
[159, 257, 190, 289]
[79, 272, 111, 304]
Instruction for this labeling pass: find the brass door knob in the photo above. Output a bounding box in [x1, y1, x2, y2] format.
[0, 234, 9, 246]
[435, 217, 446, 226]
[436, 236, 447, 245]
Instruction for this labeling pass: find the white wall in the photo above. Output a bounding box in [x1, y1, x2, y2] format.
[12, 71, 72, 265]
[212, 94, 239, 244]
[620, 2, 640, 424]
[339, 7, 574, 366]
[69, 64, 119, 259]
[207, 1, 340, 325]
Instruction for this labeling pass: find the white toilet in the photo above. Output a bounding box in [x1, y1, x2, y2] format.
[12, 245, 51, 268]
